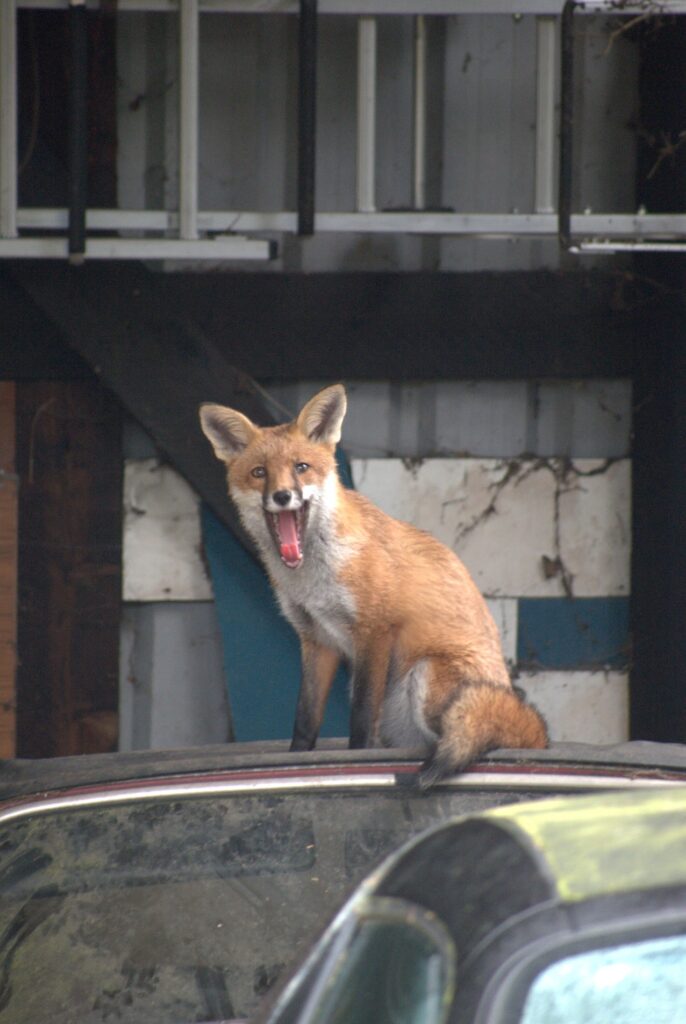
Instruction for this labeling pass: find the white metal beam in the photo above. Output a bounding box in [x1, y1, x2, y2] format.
[179, 0, 199, 239]
[17, 1, 686, 13]
[0, 1, 18, 239]
[13, 2, 590, 14]
[15, 207, 686, 239]
[573, 241, 686, 253]
[356, 16, 377, 213]
[534, 15, 556, 214]
[412, 14, 427, 210]
[0, 236, 274, 259]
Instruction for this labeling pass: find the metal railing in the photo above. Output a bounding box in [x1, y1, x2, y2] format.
[1, 0, 684, 261]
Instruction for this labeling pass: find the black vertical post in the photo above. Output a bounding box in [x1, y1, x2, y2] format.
[631, 17, 686, 742]
[631, 295, 686, 743]
[558, 1, 576, 250]
[68, 0, 88, 264]
[297, 0, 317, 237]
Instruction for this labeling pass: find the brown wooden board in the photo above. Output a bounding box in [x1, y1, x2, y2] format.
[15, 381, 122, 758]
[0, 383, 18, 757]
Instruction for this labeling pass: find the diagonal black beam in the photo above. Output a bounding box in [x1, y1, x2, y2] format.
[9, 260, 277, 562]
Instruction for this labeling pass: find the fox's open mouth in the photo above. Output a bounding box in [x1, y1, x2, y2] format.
[266, 504, 309, 568]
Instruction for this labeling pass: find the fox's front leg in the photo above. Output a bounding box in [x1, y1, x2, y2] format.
[349, 635, 393, 749]
[290, 639, 341, 751]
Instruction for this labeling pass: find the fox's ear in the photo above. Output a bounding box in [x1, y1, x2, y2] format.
[296, 385, 347, 447]
[199, 403, 257, 461]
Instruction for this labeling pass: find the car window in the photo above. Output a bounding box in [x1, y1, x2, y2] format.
[304, 900, 455, 1024]
[0, 785, 528, 1024]
[519, 933, 686, 1024]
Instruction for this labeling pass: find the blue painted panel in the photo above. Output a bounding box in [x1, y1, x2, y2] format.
[517, 597, 630, 670]
[201, 447, 353, 741]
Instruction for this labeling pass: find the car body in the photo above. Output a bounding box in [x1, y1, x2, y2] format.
[1, 739, 686, 1023]
[256, 783, 686, 1024]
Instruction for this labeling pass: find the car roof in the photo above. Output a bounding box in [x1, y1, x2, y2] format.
[488, 786, 686, 902]
[373, 786, 686, 931]
[254, 784, 686, 1024]
[375, 786, 686, 998]
[1, 738, 686, 802]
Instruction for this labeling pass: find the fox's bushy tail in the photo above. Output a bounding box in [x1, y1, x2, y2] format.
[418, 681, 548, 790]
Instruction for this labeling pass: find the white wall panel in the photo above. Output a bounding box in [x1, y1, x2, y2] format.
[123, 459, 213, 601]
[120, 602, 230, 750]
[485, 597, 518, 666]
[351, 456, 631, 597]
[122, 453, 630, 603]
[558, 460, 631, 596]
[518, 670, 629, 744]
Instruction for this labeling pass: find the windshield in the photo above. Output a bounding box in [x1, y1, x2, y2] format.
[0, 783, 529, 1024]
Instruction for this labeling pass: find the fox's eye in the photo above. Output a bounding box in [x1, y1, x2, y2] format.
[251, 466, 266, 479]
[295, 462, 309, 474]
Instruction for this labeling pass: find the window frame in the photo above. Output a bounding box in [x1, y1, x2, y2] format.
[284, 896, 457, 1024]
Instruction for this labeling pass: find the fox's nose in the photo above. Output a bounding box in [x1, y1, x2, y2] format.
[272, 489, 292, 507]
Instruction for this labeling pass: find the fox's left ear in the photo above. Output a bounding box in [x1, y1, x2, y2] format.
[296, 384, 347, 447]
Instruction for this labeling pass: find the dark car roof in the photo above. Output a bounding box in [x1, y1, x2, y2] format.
[1, 738, 686, 802]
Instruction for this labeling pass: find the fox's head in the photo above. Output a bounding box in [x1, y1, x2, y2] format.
[199, 384, 347, 570]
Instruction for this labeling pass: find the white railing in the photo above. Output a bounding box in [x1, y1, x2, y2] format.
[2, 1, 685, 260]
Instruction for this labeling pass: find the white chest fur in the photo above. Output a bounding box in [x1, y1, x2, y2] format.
[236, 479, 357, 657]
[274, 558, 356, 656]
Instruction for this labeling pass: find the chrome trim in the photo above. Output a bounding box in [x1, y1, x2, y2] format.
[0, 768, 680, 828]
[438, 771, 684, 791]
[0, 773, 399, 825]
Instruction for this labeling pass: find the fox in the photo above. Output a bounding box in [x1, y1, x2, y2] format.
[199, 384, 548, 788]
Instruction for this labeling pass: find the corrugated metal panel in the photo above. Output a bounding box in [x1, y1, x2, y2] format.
[268, 379, 632, 458]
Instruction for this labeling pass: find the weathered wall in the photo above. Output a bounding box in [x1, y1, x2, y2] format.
[120, 378, 630, 749]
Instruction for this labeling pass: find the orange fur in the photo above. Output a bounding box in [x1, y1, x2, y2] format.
[200, 385, 548, 787]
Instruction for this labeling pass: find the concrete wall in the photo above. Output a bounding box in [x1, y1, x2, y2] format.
[120, 378, 631, 750]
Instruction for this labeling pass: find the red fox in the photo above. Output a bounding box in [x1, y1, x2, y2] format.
[200, 384, 548, 787]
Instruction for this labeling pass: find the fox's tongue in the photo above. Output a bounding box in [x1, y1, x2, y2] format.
[276, 511, 301, 566]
